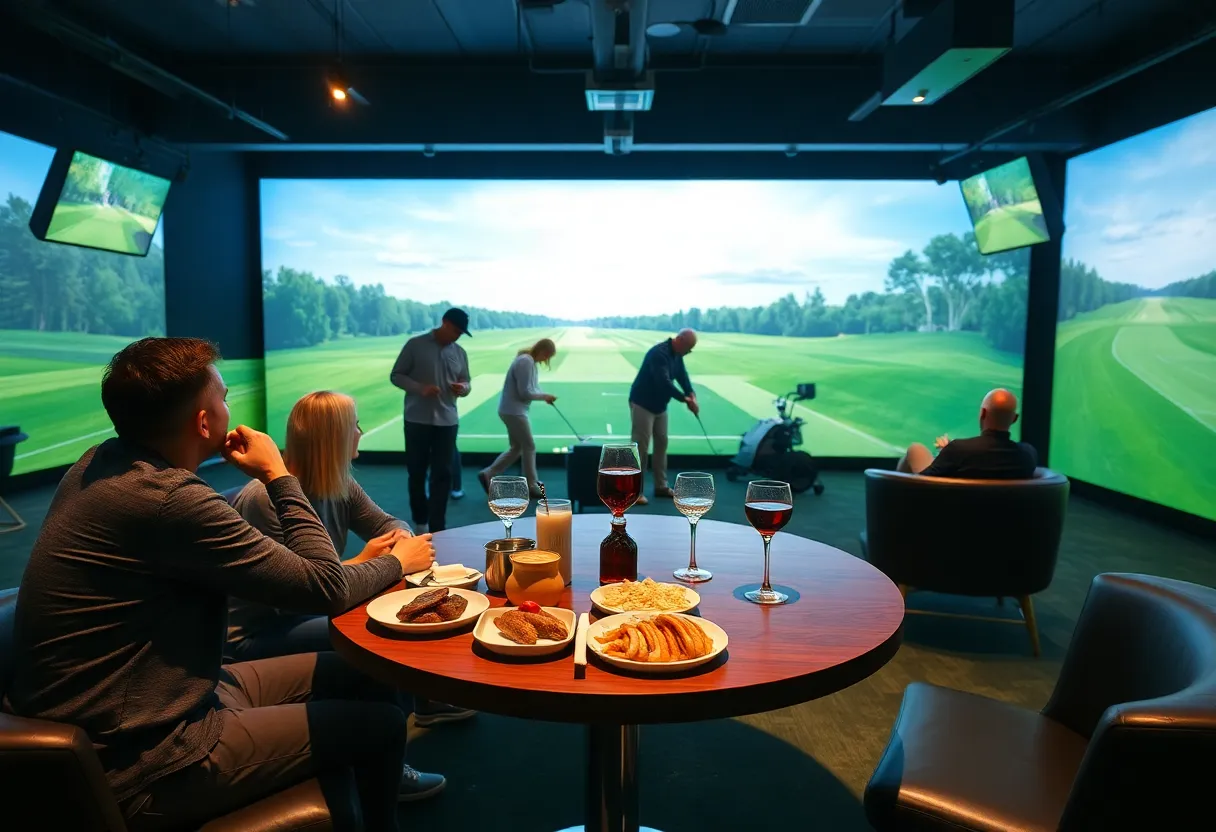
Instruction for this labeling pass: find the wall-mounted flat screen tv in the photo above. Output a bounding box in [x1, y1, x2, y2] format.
[29, 149, 171, 256]
[959, 155, 1062, 255]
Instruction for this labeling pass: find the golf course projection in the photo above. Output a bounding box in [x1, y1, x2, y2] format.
[0, 129, 261, 475]
[1051, 104, 1216, 520]
[960, 157, 1051, 255]
[45, 151, 171, 256]
[261, 179, 1032, 457]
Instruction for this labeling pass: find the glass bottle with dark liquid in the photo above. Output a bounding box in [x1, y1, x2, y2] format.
[599, 516, 638, 585]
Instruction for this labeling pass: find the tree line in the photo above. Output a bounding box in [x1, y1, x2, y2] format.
[0, 194, 165, 336]
[1158, 269, 1216, 299]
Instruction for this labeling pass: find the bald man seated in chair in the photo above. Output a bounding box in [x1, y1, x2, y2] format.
[897, 388, 1039, 480]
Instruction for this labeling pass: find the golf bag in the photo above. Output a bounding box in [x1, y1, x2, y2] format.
[565, 441, 602, 513]
[726, 387, 824, 495]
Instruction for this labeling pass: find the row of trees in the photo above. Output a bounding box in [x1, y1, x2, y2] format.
[1159, 269, 1216, 299]
[63, 155, 165, 219]
[262, 267, 553, 349]
[0, 194, 165, 336]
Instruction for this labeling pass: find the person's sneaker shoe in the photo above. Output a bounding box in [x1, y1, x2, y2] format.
[635, 495, 649, 506]
[477, 471, 491, 493]
[398, 765, 446, 802]
[414, 700, 478, 727]
[450, 490, 465, 500]
[654, 487, 675, 498]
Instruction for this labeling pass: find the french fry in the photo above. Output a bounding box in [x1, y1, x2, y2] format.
[640, 621, 664, 662]
[595, 627, 624, 644]
[625, 624, 643, 661]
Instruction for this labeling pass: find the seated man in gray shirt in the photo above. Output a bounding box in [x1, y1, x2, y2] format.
[3, 338, 432, 832]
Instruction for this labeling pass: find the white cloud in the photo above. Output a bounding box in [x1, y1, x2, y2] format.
[285, 239, 316, 248]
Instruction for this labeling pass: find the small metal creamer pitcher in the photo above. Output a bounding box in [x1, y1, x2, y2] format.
[484, 537, 536, 592]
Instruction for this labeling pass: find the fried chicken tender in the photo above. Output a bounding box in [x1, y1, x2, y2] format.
[520, 611, 568, 640]
[496, 610, 538, 644]
[397, 588, 449, 621]
[434, 595, 468, 621]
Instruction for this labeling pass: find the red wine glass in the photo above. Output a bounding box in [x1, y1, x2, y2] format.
[597, 443, 642, 524]
[744, 480, 794, 605]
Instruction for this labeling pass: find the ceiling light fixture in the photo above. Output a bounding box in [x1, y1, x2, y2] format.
[646, 19, 728, 38]
[912, 89, 928, 103]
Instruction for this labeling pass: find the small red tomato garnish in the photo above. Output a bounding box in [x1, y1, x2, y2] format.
[517, 600, 541, 614]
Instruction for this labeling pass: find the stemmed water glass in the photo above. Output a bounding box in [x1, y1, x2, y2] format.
[743, 480, 794, 605]
[673, 472, 714, 583]
[488, 475, 530, 537]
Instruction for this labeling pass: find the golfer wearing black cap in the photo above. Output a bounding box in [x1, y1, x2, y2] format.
[390, 308, 472, 532]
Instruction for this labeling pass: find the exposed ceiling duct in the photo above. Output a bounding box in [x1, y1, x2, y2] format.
[849, 0, 1014, 122]
[723, 0, 823, 27]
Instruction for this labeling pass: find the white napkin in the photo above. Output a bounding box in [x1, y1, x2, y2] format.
[406, 563, 478, 586]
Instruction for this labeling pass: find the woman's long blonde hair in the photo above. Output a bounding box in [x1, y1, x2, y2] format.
[285, 391, 357, 500]
[517, 337, 557, 368]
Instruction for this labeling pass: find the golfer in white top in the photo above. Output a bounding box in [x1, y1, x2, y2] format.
[477, 338, 557, 498]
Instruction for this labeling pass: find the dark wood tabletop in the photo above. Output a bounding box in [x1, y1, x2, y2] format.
[330, 514, 904, 724]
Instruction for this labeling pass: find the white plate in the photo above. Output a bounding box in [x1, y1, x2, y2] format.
[366, 588, 489, 634]
[587, 612, 727, 674]
[473, 607, 577, 657]
[590, 582, 701, 615]
[404, 568, 483, 590]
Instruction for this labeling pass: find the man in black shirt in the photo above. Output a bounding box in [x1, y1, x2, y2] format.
[897, 388, 1038, 479]
[628, 329, 698, 504]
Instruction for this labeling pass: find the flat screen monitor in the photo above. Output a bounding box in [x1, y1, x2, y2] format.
[959, 156, 1061, 255]
[29, 149, 171, 257]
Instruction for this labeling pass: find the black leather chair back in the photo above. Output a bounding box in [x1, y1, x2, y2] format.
[863, 468, 1068, 596]
[1046, 574, 1216, 830]
[0, 588, 17, 694]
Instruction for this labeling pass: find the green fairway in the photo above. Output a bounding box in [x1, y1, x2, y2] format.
[972, 199, 1048, 253]
[1051, 297, 1216, 521]
[46, 203, 158, 255]
[266, 326, 1025, 458]
[1, 330, 264, 475]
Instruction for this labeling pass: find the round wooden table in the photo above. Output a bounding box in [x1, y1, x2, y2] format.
[331, 514, 904, 832]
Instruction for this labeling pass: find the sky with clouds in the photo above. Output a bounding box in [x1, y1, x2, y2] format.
[0, 129, 165, 247]
[261, 177, 973, 318]
[1063, 104, 1216, 289]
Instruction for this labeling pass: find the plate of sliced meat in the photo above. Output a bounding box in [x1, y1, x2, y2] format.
[367, 587, 489, 633]
[473, 606, 576, 656]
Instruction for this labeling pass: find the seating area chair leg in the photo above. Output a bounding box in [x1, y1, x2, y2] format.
[1017, 594, 1040, 657]
[0, 497, 26, 534]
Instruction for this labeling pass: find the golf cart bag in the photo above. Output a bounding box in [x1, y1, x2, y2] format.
[725, 384, 824, 495]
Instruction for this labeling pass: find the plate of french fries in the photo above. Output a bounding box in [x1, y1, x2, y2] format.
[587, 612, 727, 674]
[591, 578, 700, 615]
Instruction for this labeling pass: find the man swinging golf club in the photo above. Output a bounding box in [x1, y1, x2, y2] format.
[628, 328, 699, 505]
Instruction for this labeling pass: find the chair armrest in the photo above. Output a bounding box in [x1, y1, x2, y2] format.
[0, 711, 128, 831]
[199, 773, 359, 832]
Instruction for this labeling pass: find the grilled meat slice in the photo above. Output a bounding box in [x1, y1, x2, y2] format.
[520, 611, 568, 640]
[411, 612, 444, 624]
[434, 594, 468, 621]
[397, 588, 449, 621]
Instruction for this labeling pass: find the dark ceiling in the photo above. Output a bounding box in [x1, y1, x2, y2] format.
[1, 0, 1215, 178]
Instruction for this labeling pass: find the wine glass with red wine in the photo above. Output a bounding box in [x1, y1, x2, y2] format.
[597, 443, 642, 520]
[743, 480, 794, 605]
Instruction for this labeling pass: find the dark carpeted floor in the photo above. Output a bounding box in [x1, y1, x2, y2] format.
[2, 461, 1214, 830]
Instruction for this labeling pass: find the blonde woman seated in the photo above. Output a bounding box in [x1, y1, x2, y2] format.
[477, 338, 558, 499]
[229, 391, 475, 735]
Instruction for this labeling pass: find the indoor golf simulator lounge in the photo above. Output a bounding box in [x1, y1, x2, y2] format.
[1, 0, 1215, 830]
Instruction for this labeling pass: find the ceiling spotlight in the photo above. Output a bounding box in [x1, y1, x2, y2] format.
[646, 19, 727, 38]
[326, 71, 370, 106]
[330, 87, 347, 102]
[912, 89, 929, 103]
[646, 22, 680, 37]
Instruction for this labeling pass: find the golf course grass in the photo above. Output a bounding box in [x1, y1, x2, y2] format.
[46, 203, 159, 255]
[1051, 297, 1216, 521]
[972, 199, 1049, 253]
[265, 326, 1024, 459]
[1, 330, 264, 476]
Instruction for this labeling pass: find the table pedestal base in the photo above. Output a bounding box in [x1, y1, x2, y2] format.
[558, 724, 664, 832]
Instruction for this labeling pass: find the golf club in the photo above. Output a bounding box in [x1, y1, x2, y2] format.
[695, 413, 722, 456]
[550, 402, 588, 442]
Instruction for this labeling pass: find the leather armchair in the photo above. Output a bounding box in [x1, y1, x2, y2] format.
[860, 467, 1068, 655]
[0, 588, 359, 831]
[865, 573, 1216, 831]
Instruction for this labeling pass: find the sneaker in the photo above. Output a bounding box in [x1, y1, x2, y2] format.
[654, 487, 674, 499]
[414, 700, 478, 727]
[450, 490, 465, 500]
[398, 764, 446, 802]
[635, 495, 649, 506]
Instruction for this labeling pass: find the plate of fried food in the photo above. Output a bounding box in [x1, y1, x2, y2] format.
[473, 602, 576, 656]
[591, 578, 700, 615]
[588, 612, 726, 674]
[367, 587, 489, 633]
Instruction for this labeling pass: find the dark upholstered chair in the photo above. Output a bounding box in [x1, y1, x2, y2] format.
[0, 588, 359, 831]
[860, 467, 1068, 656]
[865, 573, 1216, 831]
